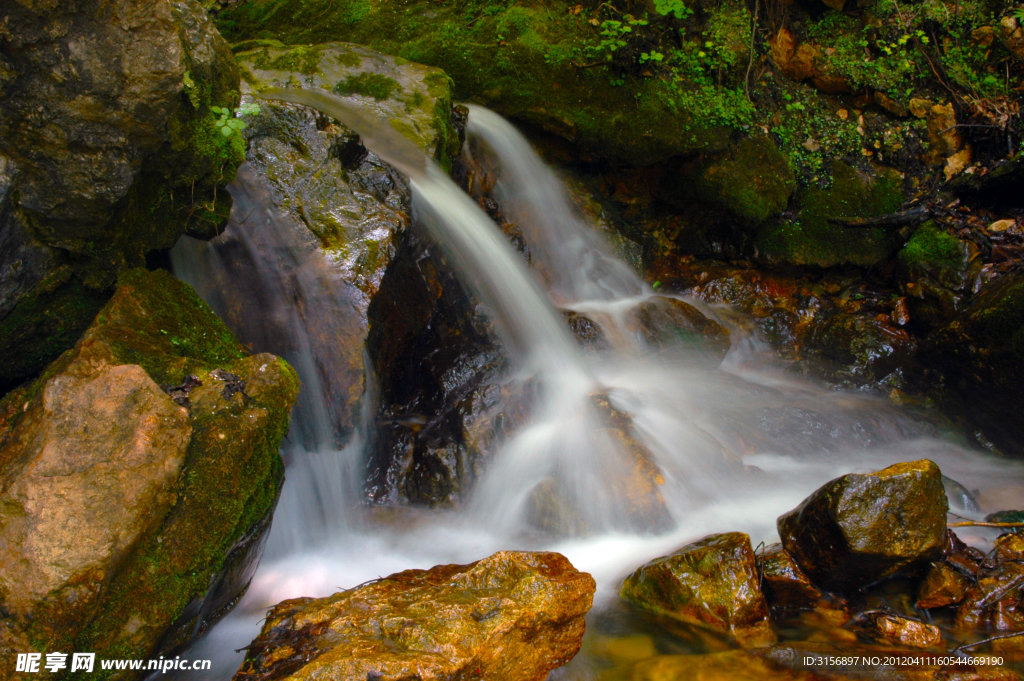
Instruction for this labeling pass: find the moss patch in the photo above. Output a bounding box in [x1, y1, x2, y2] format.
[898, 222, 963, 272]
[756, 161, 905, 267]
[334, 72, 402, 100]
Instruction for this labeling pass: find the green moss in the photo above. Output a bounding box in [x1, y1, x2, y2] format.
[898, 222, 963, 272]
[974, 282, 1024, 353]
[87, 268, 246, 386]
[757, 161, 904, 267]
[334, 71, 402, 100]
[254, 44, 325, 74]
[688, 136, 795, 226]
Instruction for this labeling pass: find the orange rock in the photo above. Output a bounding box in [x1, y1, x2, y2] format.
[234, 551, 596, 681]
[860, 613, 942, 648]
[928, 103, 964, 158]
[771, 29, 816, 82]
[758, 543, 823, 612]
[621, 532, 776, 646]
[956, 562, 1024, 630]
[917, 561, 972, 609]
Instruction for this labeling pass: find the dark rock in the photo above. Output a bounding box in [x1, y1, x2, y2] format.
[777, 460, 948, 592]
[948, 152, 1024, 210]
[917, 561, 972, 609]
[563, 310, 609, 350]
[627, 296, 731, 358]
[986, 510, 1024, 534]
[620, 532, 776, 646]
[233, 551, 595, 681]
[757, 543, 823, 612]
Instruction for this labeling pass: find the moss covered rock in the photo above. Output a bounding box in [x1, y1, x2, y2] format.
[217, 0, 732, 166]
[756, 161, 905, 267]
[233, 551, 595, 681]
[777, 460, 948, 593]
[897, 222, 974, 331]
[620, 532, 776, 646]
[673, 136, 796, 227]
[0, 0, 245, 395]
[0, 268, 298, 679]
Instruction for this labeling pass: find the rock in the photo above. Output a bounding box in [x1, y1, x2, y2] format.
[628, 650, 818, 681]
[679, 136, 796, 227]
[627, 296, 731, 358]
[0, 268, 298, 678]
[948, 152, 1024, 210]
[563, 310, 610, 350]
[909, 98, 933, 119]
[757, 544, 823, 612]
[620, 532, 776, 646]
[777, 460, 948, 592]
[987, 510, 1024, 533]
[0, 0, 244, 393]
[897, 222, 974, 331]
[917, 561, 972, 609]
[955, 561, 1024, 630]
[857, 612, 942, 649]
[233, 551, 595, 681]
[770, 29, 817, 82]
[927, 103, 963, 160]
[944, 148, 972, 181]
[989, 219, 1018, 232]
[756, 160, 905, 268]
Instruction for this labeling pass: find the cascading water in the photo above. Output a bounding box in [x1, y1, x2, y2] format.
[169, 93, 1024, 680]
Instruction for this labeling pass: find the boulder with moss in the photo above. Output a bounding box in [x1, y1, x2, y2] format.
[756, 161, 905, 267]
[0, 268, 298, 680]
[897, 222, 976, 331]
[0, 0, 244, 394]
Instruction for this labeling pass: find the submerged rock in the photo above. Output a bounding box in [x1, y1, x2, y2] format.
[620, 532, 776, 646]
[0, 268, 298, 678]
[628, 650, 818, 681]
[627, 296, 731, 359]
[777, 460, 948, 592]
[233, 551, 595, 681]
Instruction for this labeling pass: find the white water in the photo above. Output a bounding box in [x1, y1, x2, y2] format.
[170, 96, 1024, 680]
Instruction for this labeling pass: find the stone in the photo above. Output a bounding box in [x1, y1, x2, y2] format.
[627, 296, 731, 358]
[858, 612, 942, 649]
[0, 0, 244, 392]
[927, 103, 963, 159]
[955, 561, 1024, 630]
[620, 532, 776, 646]
[909, 98, 933, 119]
[917, 561, 972, 609]
[945, 148, 972, 181]
[777, 460, 948, 592]
[989, 219, 1018, 232]
[770, 29, 816, 82]
[757, 543, 823, 612]
[233, 551, 595, 681]
[0, 268, 299, 678]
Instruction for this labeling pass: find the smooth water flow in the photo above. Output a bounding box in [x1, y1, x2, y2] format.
[170, 98, 1024, 680]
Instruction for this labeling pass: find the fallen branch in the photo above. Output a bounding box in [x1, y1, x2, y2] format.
[948, 521, 1024, 528]
[828, 205, 932, 229]
[953, 630, 1024, 653]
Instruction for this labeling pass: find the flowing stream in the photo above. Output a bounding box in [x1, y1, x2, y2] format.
[170, 95, 1024, 679]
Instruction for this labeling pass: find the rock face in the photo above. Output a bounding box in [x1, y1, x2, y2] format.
[233, 551, 596, 681]
[620, 532, 776, 646]
[0, 268, 298, 678]
[0, 0, 244, 394]
[777, 460, 948, 592]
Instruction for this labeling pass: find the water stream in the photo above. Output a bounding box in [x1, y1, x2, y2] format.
[170, 96, 1024, 679]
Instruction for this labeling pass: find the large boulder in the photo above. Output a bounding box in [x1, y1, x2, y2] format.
[233, 551, 596, 681]
[777, 460, 948, 592]
[620, 532, 776, 646]
[0, 0, 244, 394]
[0, 268, 299, 678]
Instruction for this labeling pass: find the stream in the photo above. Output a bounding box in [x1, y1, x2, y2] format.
[169, 99, 1024, 679]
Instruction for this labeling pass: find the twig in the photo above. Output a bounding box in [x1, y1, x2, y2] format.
[745, 0, 760, 101]
[828, 205, 931, 229]
[954, 631, 1024, 653]
[948, 521, 1024, 528]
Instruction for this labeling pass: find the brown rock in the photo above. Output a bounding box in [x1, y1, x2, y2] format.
[993, 533, 1024, 561]
[758, 543, 823, 612]
[777, 460, 948, 592]
[233, 551, 596, 681]
[928, 103, 964, 158]
[956, 562, 1024, 630]
[630, 650, 818, 681]
[909, 98, 933, 119]
[621, 532, 776, 646]
[627, 296, 731, 357]
[0, 358, 190, 626]
[771, 29, 816, 82]
[874, 91, 909, 117]
[917, 561, 972, 609]
[859, 612, 942, 648]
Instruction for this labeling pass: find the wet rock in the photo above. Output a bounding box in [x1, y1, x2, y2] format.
[948, 152, 1024, 210]
[897, 222, 975, 332]
[0, 0, 243, 393]
[917, 561, 972, 609]
[233, 551, 595, 681]
[777, 460, 948, 592]
[563, 310, 609, 350]
[758, 543, 823, 612]
[621, 532, 776, 646]
[987, 511, 1024, 534]
[857, 612, 942, 649]
[627, 296, 731, 359]
[756, 160, 905, 268]
[955, 561, 1024, 630]
[0, 268, 298, 678]
[993, 533, 1024, 561]
[921, 270, 1024, 455]
[628, 650, 818, 681]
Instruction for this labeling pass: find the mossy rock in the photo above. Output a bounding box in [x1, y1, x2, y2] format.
[756, 161, 905, 267]
[237, 42, 460, 167]
[675, 136, 796, 226]
[217, 0, 732, 165]
[0, 269, 299, 679]
[898, 221, 969, 289]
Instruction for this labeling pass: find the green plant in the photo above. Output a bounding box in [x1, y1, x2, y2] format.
[211, 104, 260, 139]
[654, 0, 692, 21]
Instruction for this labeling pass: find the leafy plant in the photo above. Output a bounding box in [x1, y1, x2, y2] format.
[654, 0, 692, 21]
[211, 105, 259, 139]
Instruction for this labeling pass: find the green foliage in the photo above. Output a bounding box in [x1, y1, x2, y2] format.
[586, 16, 648, 61]
[182, 71, 202, 109]
[333, 72, 403, 100]
[654, 0, 692, 21]
[211, 105, 248, 138]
